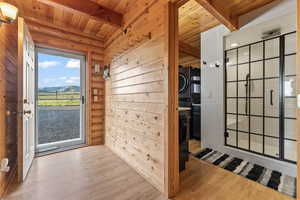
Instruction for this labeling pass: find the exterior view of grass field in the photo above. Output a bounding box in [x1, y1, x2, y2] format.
[38, 92, 80, 106]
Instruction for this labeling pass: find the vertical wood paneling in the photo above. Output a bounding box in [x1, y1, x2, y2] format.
[0, 20, 18, 197]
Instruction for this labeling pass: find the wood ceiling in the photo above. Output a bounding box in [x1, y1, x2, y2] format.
[8, 0, 132, 42]
[179, 0, 219, 48]
[7, 0, 278, 53]
[178, 0, 277, 56]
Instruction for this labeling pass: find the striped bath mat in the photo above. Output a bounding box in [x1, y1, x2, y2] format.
[194, 148, 297, 198]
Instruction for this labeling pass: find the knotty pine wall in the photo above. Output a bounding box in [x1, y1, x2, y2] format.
[0, 21, 18, 197]
[104, 0, 168, 192]
[29, 30, 105, 145]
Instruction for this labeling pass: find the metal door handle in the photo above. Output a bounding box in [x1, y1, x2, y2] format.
[270, 90, 274, 106]
[24, 110, 32, 114]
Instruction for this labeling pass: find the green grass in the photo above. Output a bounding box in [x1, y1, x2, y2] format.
[38, 92, 80, 106]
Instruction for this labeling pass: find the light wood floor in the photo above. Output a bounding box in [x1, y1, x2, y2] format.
[4, 146, 295, 200]
[188, 139, 201, 154]
[176, 157, 294, 200]
[3, 146, 165, 200]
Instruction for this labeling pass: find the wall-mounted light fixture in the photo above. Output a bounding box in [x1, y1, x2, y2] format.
[0, 2, 18, 26]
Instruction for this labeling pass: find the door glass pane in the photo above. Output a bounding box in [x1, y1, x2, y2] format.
[285, 119, 297, 140]
[237, 115, 248, 132]
[265, 118, 279, 137]
[265, 79, 279, 117]
[251, 42, 263, 61]
[265, 137, 279, 158]
[250, 61, 263, 79]
[265, 38, 280, 58]
[238, 81, 246, 97]
[284, 77, 296, 97]
[37, 51, 85, 151]
[226, 65, 237, 81]
[250, 98, 263, 116]
[285, 33, 296, 55]
[265, 58, 279, 78]
[285, 98, 297, 118]
[226, 49, 237, 66]
[250, 80, 263, 97]
[238, 46, 249, 64]
[227, 130, 236, 146]
[250, 134, 263, 153]
[238, 63, 249, 81]
[250, 116, 263, 134]
[227, 114, 236, 130]
[227, 82, 236, 97]
[227, 99, 236, 113]
[284, 140, 297, 162]
[238, 132, 249, 150]
[285, 55, 296, 76]
[238, 98, 247, 115]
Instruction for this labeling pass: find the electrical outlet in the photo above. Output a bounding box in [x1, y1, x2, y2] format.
[0, 158, 10, 173]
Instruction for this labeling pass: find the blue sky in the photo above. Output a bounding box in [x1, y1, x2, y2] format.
[38, 53, 81, 88]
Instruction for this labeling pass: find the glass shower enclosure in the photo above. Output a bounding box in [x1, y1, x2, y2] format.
[224, 32, 297, 163]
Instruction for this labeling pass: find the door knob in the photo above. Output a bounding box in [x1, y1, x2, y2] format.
[24, 110, 31, 114]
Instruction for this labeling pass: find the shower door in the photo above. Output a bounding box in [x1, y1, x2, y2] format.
[225, 32, 297, 163]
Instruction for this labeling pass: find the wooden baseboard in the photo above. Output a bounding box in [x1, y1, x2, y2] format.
[0, 164, 17, 199]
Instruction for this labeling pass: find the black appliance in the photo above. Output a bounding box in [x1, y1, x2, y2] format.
[178, 66, 201, 141]
[190, 68, 200, 105]
[191, 105, 201, 140]
[179, 66, 191, 102]
[179, 111, 189, 171]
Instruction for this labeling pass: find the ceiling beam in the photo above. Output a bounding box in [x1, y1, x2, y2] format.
[179, 42, 200, 59]
[194, 0, 238, 31]
[38, 0, 123, 28]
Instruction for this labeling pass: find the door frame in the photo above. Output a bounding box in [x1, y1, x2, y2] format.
[165, 1, 180, 197]
[34, 47, 87, 153]
[167, 0, 300, 198]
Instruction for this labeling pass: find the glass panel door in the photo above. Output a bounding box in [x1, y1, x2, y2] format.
[225, 32, 297, 163]
[36, 48, 86, 153]
[283, 32, 297, 162]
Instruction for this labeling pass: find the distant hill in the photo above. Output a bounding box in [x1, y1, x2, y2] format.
[39, 86, 80, 93]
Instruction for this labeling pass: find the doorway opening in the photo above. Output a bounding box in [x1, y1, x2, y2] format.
[168, 0, 298, 199]
[35, 48, 86, 154]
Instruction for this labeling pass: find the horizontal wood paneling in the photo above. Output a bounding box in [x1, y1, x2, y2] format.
[105, 1, 168, 192]
[0, 20, 18, 198]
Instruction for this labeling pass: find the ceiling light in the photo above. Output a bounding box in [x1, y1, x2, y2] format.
[0, 2, 18, 26]
[230, 43, 239, 48]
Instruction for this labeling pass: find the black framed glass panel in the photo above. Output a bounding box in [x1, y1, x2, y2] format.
[225, 31, 297, 163]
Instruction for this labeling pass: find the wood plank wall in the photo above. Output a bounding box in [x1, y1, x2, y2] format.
[0, 21, 18, 197]
[104, 0, 168, 193]
[28, 24, 105, 145]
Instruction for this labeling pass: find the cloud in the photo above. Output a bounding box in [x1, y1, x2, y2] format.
[65, 77, 80, 84]
[39, 61, 60, 68]
[66, 59, 80, 69]
[59, 77, 67, 80]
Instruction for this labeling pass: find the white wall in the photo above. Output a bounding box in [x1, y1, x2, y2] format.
[201, 0, 297, 176]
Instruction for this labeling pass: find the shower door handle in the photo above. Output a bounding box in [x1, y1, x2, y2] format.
[270, 90, 274, 106]
[245, 74, 250, 114]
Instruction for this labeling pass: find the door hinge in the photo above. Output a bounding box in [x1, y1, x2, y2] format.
[81, 96, 85, 104]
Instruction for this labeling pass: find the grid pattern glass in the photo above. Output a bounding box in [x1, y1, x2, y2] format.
[224, 32, 297, 163]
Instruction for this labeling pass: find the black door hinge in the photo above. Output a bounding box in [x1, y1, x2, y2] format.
[81, 96, 85, 104]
